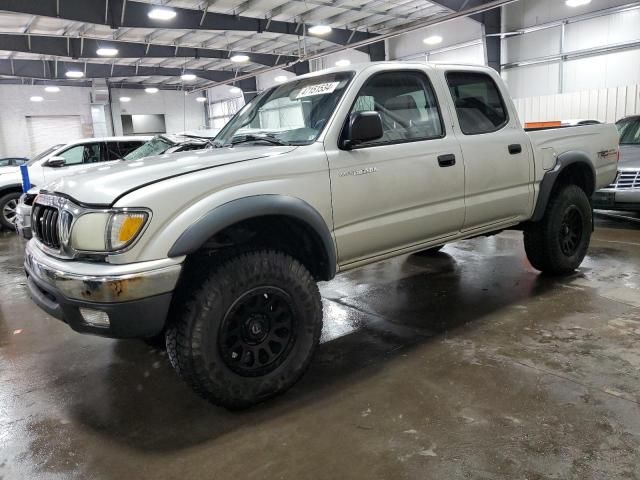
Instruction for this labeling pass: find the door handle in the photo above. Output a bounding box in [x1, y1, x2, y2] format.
[508, 144, 522, 155]
[438, 154, 456, 167]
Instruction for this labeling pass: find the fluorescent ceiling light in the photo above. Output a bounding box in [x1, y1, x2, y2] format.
[181, 73, 197, 81]
[44, 86, 60, 93]
[335, 59, 351, 67]
[423, 35, 443, 45]
[145, 87, 159, 93]
[65, 70, 84, 78]
[230, 86, 242, 94]
[196, 96, 207, 102]
[148, 7, 176, 20]
[120, 97, 131, 102]
[30, 96, 44, 102]
[96, 47, 118, 56]
[566, 0, 591, 6]
[308, 24, 332, 35]
[230, 54, 249, 63]
[274, 75, 288, 83]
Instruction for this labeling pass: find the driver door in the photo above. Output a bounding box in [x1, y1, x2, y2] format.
[326, 70, 465, 266]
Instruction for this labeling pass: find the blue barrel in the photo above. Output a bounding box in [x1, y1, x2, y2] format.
[20, 164, 31, 192]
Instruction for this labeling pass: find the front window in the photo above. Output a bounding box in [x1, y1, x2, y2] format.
[346, 70, 444, 147]
[617, 118, 640, 145]
[58, 143, 102, 165]
[26, 144, 65, 166]
[215, 72, 354, 147]
[124, 136, 174, 160]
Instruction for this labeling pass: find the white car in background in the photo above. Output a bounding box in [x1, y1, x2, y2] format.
[0, 136, 150, 229]
[15, 133, 219, 238]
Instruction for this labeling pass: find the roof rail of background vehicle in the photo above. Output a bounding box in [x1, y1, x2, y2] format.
[62, 135, 153, 143]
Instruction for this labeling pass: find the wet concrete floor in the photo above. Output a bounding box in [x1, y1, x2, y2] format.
[1, 216, 640, 479]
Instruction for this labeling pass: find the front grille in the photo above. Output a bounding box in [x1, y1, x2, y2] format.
[32, 204, 61, 249]
[609, 169, 640, 189]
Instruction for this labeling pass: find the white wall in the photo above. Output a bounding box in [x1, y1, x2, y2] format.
[503, 0, 633, 30]
[512, 83, 640, 125]
[110, 88, 206, 135]
[502, 62, 561, 98]
[387, 17, 484, 64]
[310, 49, 370, 71]
[501, 1, 640, 98]
[256, 68, 297, 91]
[0, 84, 94, 157]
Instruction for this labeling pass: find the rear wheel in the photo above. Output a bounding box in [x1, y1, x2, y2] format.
[524, 185, 592, 275]
[0, 192, 20, 230]
[166, 250, 322, 409]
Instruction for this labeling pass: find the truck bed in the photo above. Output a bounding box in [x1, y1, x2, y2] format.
[527, 123, 619, 190]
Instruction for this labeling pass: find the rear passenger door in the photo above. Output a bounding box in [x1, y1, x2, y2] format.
[327, 69, 465, 266]
[445, 70, 533, 230]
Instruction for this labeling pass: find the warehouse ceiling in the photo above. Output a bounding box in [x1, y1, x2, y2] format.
[0, 0, 486, 89]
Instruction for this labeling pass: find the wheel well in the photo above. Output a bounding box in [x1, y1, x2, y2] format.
[185, 215, 332, 281]
[0, 186, 23, 198]
[554, 162, 595, 197]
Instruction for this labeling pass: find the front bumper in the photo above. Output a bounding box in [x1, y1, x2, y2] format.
[593, 189, 640, 212]
[15, 200, 32, 239]
[24, 240, 182, 338]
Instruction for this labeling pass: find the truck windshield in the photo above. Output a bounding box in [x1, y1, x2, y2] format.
[617, 118, 640, 145]
[125, 136, 175, 160]
[215, 71, 354, 147]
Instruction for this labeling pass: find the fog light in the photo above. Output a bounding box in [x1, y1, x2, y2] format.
[79, 308, 110, 327]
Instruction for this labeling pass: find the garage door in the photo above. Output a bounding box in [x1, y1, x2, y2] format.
[26, 115, 84, 156]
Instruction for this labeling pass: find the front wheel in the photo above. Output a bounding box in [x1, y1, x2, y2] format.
[166, 250, 323, 409]
[0, 192, 20, 230]
[524, 185, 592, 275]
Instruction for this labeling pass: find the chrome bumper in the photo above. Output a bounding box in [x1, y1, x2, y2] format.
[24, 240, 182, 303]
[594, 188, 640, 211]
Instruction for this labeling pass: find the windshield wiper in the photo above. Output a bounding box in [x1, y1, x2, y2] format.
[227, 134, 290, 147]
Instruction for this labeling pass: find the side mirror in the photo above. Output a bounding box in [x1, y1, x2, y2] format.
[342, 111, 383, 150]
[45, 156, 66, 168]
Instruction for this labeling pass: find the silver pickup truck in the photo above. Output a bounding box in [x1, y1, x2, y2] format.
[24, 62, 619, 408]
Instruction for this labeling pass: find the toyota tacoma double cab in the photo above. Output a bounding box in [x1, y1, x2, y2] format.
[24, 63, 619, 408]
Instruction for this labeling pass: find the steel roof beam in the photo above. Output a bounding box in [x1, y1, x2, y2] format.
[0, 0, 377, 47]
[0, 58, 243, 82]
[0, 33, 301, 69]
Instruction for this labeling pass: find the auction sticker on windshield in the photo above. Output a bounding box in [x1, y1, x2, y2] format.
[296, 82, 340, 98]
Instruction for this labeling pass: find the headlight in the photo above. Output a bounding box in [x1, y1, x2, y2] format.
[70, 210, 149, 252]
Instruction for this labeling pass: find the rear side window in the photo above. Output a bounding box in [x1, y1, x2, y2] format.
[447, 72, 508, 135]
[105, 142, 121, 160]
[118, 141, 144, 156]
[347, 70, 444, 147]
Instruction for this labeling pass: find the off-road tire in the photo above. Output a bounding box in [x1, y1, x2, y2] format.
[166, 250, 323, 409]
[0, 191, 20, 230]
[524, 185, 592, 275]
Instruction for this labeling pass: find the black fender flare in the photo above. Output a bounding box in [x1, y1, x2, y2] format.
[168, 195, 337, 279]
[531, 151, 596, 222]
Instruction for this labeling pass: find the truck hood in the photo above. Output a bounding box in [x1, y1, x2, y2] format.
[619, 145, 640, 169]
[43, 145, 297, 205]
